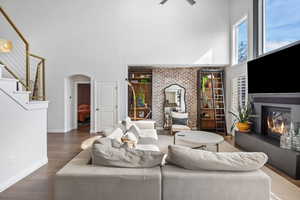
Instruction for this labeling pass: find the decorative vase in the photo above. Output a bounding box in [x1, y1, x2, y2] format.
[291, 122, 300, 152]
[280, 134, 292, 150]
[237, 122, 250, 132]
[292, 136, 300, 152]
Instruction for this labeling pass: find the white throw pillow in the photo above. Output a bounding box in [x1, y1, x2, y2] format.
[167, 145, 268, 172]
[128, 124, 141, 138]
[124, 117, 133, 130]
[123, 131, 138, 145]
[107, 128, 124, 143]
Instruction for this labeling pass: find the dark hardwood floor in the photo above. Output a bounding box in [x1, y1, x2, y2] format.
[0, 128, 299, 200]
[0, 126, 91, 200]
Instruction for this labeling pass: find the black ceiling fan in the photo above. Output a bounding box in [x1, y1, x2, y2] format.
[160, 0, 196, 5]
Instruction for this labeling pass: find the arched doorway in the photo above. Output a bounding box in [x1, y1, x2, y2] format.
[64, 74, 92, 132]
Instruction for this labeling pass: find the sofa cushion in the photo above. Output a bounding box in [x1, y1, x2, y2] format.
[134, 120, 156, 129]
[55, 150, 162, 200]
[171, 125, 191, 132]
[139, 129, 158, 140]
[135, 144, 160, 152]
[92, 138, 165, 168]
[167, 145, 268, 172]
[128, 124, 142, 138]
[162, 165, 271, 200]
[138, 137, 158, 145]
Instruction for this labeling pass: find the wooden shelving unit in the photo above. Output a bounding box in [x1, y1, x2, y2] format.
[197, 68, 227, 134]
[128, 67, 152, 120]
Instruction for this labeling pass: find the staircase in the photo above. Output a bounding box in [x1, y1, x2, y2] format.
[0, 67, 48, 110]
[0, 6, 49, 193]
[0, 6, 46, 101]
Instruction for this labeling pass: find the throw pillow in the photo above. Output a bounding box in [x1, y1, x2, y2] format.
[122, 131, 138, 148]
[107, 128, 124, 143]
[172, 117, 188, 125]
[124, 117, 134, 130]
[92, 138, 165, 168]
[128, 124, 141, 138]
[166, 145, 268, 172]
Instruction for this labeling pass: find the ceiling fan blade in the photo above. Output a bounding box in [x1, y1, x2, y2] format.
[186, 0, 196, 5]
[160, 0, 196, 5]
[160, 0, 169, 5]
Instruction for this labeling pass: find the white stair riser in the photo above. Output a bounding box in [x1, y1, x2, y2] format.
[13, 93, 30, 104]
[0, 66, 3, 78]
[0, 80, 18, 93]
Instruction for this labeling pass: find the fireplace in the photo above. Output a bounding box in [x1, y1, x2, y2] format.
[261, 106, 291, 140]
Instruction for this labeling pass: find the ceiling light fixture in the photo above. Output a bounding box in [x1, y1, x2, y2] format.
[0, 39, 13, 53]
[160, 0, 196, 6]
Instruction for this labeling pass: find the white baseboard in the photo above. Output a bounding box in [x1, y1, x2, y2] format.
[0, 157, 48, 192]
[47, 128, 68, 133]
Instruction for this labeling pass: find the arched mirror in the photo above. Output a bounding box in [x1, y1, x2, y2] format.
[164, 84, 186, 128]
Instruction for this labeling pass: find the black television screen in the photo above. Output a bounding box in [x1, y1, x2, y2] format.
[248, 43, 300, 94]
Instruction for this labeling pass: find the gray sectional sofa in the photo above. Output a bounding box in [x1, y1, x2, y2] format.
[55, 119, 271, 200]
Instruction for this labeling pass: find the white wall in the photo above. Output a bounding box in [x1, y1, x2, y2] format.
[1, 0, 231, 132]
[226, 0, 253, 134]
[0, 91, 48, 192]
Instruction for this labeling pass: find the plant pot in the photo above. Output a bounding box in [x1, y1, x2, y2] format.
[237, 122, 250, 132]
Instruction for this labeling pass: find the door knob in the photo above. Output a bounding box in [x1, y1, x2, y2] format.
[96, 108, 99, 111]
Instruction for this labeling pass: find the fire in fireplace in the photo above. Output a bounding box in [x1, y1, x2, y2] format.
[262, 106, 291, 140]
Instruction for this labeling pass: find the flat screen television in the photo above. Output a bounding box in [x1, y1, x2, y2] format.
[247, 43, 300, 94]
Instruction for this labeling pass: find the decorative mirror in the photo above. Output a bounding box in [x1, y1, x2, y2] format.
[163, 84, 186, 128]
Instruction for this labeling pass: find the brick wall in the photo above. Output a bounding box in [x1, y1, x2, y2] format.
[152, 67, 202, 128]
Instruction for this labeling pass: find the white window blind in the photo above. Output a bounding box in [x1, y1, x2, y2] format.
[231, 75, 248, 112]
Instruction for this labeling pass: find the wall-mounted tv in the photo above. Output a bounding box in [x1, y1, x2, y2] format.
[247, 43, 300, 94]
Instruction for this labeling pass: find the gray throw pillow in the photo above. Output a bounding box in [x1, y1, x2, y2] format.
[172, 117, 188, 125]
[92, 137, 165, 168]
[166, 145, 268, 172]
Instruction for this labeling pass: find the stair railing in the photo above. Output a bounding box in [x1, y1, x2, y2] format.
[0, 6, 46, 100]
[29, 53, 46, 101]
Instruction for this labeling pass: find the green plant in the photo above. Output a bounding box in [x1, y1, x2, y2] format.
[202, 76, 209, 92]
[229, 103, 253, 132]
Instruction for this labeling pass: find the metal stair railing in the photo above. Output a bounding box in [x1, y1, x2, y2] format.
[0, 6, 46, 100]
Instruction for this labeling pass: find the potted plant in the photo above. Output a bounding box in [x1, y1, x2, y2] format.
[229, 103, 253, 132]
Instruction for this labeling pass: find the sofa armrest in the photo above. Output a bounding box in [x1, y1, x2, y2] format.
[134, 120, 156, 130]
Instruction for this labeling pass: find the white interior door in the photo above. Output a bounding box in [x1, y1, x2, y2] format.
[96, 82, 118, 132]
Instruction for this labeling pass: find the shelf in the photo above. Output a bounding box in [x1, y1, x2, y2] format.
[130, 82, 151, 85]
[201, 108, 225, 110]
[129, 77, 152, 80]
[197, 68, 227, 134]
[130, 107, 151, 111]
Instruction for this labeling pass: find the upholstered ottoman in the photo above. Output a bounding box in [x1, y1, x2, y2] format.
[162, 165, 271, 200]
[55, 150, 162, 200]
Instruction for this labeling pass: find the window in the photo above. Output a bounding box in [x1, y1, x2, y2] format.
[233, 18, 248, 64]
[262, 0, 300, 53]
[231, 75, 248, 113]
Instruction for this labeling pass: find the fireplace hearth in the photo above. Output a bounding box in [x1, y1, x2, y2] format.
[262, 106, 291, 140]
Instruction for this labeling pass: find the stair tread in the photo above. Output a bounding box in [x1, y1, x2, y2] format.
[13, 91, 31, 94]
[0, 78, 18, 82]
[28, 100, 49, 104]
